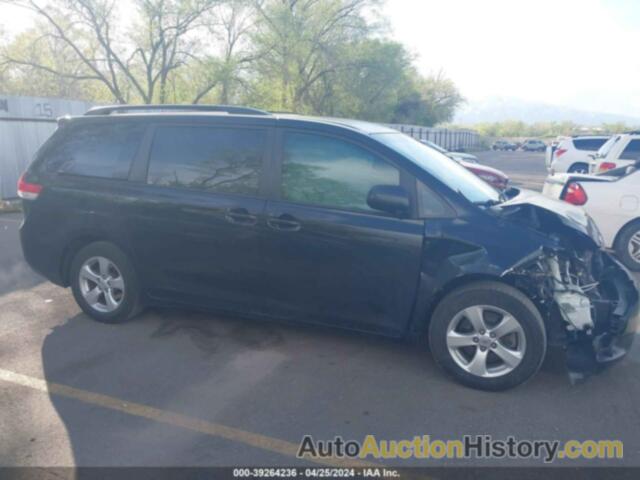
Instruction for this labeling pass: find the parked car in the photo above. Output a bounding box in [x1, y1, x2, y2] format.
[460, 161, 509, 191]
[545, 135, 610, 174]
[449, 151, 480, 163]
[543, 163, 640, 270]
[521, 139, 547, 152]
[420, 140, 479, 163]
[492, 140, 517, 151]
[420, 140, 509, 190]
[589, 132, 640, 174]
[18, 105, 639, 391]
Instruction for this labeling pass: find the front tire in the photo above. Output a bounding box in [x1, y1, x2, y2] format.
[615, 222, 640, 271]
[428, 281, 546, 391]
[70, 241, 142, 323]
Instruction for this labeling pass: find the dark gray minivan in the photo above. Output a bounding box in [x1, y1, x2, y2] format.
[18, 105, 639, 390]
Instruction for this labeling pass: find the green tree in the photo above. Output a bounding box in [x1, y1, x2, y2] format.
[302, 39, 411, 120]
[470, 120, 639, 139]
[247, 0, 378, 112]
[393, 71, 464, 126]
[1, 0, 466, 127]
[2, 0, 222, 103]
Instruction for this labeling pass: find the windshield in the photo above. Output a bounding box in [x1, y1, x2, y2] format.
[596, 135, 618, 158]
[374, 133, 501, 204]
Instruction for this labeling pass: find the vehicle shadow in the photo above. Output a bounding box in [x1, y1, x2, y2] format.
[40, 307, 639, 467]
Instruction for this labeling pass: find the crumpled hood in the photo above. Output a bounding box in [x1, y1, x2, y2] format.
[499, 189, 603, 245]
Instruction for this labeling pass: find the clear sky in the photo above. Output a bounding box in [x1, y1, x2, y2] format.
[2, 0, 639, 116]
[382, 0, 640, 116]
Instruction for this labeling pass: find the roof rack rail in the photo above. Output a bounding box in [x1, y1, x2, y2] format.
[84, 104, 270, 116]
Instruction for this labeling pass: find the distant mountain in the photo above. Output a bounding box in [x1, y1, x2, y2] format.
[454, 96, 640, 126]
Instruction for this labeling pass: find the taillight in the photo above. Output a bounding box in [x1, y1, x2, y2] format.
[598, 162, 616, 173]
[17, 174, 43, 200]
[554, 148, 567, 158]
[562, 182, 588, 206]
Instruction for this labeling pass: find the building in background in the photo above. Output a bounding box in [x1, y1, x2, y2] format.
[0, 95, 92, 199]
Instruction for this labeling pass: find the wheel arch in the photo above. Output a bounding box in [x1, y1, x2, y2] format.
[568, 162, 589, 173]
[59, 233, 136, 287]
[612, 217, 640, 252]
[409, 273, 538, 341]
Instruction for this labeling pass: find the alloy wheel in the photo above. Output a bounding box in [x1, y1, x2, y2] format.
[627, 232, 640, 264]
[78, 256, 125, 313]
[446, 305, 526, 378]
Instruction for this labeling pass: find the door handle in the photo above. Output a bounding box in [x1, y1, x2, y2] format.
[267, 213, 301, 232]
[225, 207, 257, 226]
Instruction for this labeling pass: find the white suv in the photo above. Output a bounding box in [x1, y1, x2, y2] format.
[590, 132, 640, 174]
[546, 135, 610, 174]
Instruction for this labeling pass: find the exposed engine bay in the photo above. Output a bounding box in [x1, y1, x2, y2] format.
[497, 197, 639, 379]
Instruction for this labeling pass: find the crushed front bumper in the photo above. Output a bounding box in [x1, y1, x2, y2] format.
[565, 256, 639, 379]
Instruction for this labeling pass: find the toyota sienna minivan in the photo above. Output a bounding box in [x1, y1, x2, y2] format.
[18, 105, 639, 390]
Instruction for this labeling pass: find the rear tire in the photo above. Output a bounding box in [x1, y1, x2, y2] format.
[428, 281, 546, 391]
[615, 222, 640, 271]
[70, 241, 142, 323]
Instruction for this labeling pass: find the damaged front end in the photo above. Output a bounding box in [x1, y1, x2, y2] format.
[498, 198, 640, 380]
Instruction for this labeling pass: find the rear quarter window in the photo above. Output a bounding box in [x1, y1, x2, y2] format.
[44, 122, 145, 179]
[620, 139, 640, 160]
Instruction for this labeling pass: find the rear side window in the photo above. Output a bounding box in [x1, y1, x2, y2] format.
[147, 126, 265, 195]
[44, 122, 145, 179]
[620, 139, 640, 160]
[282, 132, 400, 213]
[573, 138, 608, 151]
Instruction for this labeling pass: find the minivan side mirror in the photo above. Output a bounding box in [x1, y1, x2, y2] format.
[367, 185, 410, 217]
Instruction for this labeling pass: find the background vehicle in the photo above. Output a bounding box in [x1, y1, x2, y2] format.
[18, 105, 638, 391]
[545, 135, 610, 174]
[543, 163, 640, 270]
[492, 140, 517, 151]
[420, 139, 509, 190]
[456, 159, 509, 190]
[521, 139, 546, 152]
[449, 151, 480, 163]
[589, 132, 640, 174]
[420, 139, 479, 162]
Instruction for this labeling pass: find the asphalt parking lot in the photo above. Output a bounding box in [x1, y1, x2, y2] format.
[475, 150, 548, 191]
[1, 151, 640, 470]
